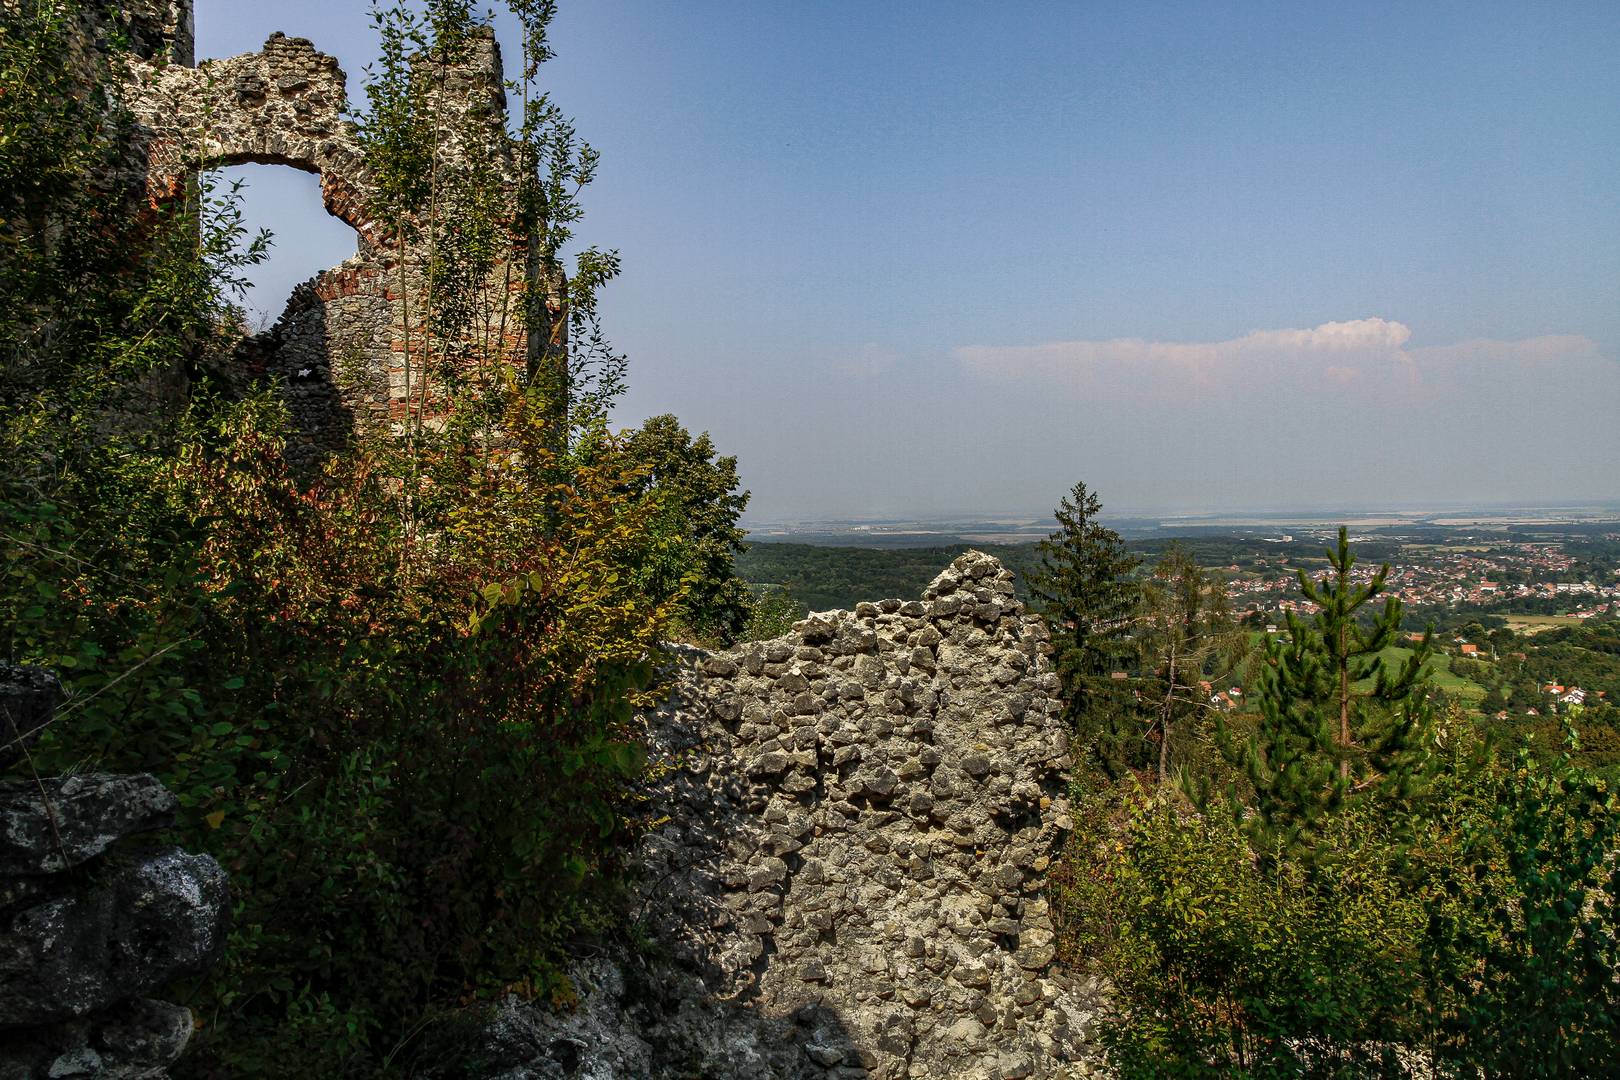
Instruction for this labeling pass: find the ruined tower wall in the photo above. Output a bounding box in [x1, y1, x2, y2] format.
[113, 5, 524, 463]
[482, 553, 1106, 1080]
[652, 551, 1099, 1078]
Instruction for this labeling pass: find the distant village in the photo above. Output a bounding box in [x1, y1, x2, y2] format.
[1224, 541, 1618, 622]
[1210, 536, 1620, 722]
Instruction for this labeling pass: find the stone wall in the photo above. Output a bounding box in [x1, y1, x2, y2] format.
[110, 3, 528, 466]
[465, 553, 1106, 1080]
[0, 666, 230, 1079]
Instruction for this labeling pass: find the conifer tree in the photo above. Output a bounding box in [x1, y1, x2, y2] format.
[1210, 527, 1438, 858]
[1028, 480, 1141, 772]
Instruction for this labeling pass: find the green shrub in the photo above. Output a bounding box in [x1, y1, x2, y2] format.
[1103, 794, 1429, 1078]
[602, 413, 752, 645]
[6, 388, 679, 1073]
[1060, 536, 1620, 1075]
[1427, 739, 1620, 1075]
[1076, 724, 1620, 1078]
[2, 2, 686, 1072]
[740, 585, 804, 642]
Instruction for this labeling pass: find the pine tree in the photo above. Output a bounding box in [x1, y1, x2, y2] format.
[1028, 481, 1141, 773]
[1211, 527, 1438, 858]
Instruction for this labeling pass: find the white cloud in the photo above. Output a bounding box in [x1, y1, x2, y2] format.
[955, 318, 1603, 405]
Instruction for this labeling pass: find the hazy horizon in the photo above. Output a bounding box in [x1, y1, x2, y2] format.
[200, 1, 1620, 520]
[739, 498, 1620, 529]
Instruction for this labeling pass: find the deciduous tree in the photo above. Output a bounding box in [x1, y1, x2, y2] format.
[1135, 544, 1244, 782]
[611, 413, 752, 643]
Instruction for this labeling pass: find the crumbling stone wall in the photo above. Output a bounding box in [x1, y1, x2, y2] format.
[126, 31, 374, 236]
[110, 2, 523, 464]
[472, 553, 1107, 1080]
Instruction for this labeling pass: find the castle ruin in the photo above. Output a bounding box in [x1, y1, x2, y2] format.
[70, 6, 1108, 1076]
[110, 1, 530, 464]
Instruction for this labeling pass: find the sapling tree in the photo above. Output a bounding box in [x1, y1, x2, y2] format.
[1209, 527, 1439, 859]
[1135, 543, 1244, 783]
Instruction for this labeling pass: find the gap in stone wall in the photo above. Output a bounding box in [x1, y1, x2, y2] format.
[212, 164, 358, 331]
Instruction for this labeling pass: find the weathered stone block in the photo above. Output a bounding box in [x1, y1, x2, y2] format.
[0, 665, 61, 771]
[0, 848, 228, 1027]
[0, 774, 177, 876]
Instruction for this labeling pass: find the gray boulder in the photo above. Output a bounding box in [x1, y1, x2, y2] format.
[0, 996, 193, 1079]
[0, 666, 61, 771]
[0, 847, 228, 1027]
[0, 774, 178, 876]
[0, 668, 226, 1078]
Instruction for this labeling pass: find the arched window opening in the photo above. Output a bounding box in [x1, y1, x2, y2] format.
[211, 164, 359, 332]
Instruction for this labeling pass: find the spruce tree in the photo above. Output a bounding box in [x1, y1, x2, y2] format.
[1211, 527, 1438, 858]
[1028, 481, 1141, 773]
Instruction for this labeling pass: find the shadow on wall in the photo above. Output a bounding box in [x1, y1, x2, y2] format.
[628, 660, 873, 1078]
[419, 554, 1097, 1080]
[411, 645, 873, 1079]
[512, 557, 1096, 1080]
[233, 293, 343, 460]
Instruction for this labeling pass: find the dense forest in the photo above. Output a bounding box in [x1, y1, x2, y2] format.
[736, 541, 1038, 611]
[1022, 487, 1619, 1076]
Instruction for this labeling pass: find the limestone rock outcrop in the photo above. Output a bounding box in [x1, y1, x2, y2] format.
[0, 773, 178, 877]
[0, 665, 59, 772]
[476, 552, 1106, 1079]
[0, 668, 229, 1079]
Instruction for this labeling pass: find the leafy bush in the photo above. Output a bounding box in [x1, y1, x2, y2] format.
[1426, 739, 1620, 1074]
[2, 2, 687, 1072]
[1059, 528, 1620, 1076]
[1103, 794, 1432, 1078]
[740, 584, 804, 642]
[7, 385, 679, 1074]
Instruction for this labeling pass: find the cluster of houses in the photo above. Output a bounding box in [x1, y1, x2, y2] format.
[1542, 682, 1593, 708]
[1201, 681, 1243, 711]
[1225, 540, 1618, 620]
[1101, 672, 1249, 713]
[1494, 682, 1605, 721]
[1380, 544, 1614, 609]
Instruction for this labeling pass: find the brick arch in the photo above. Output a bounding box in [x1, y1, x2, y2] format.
[126, 33, 382, 248]
[207, 147, 375, 247]
[118, 24, 524, 467]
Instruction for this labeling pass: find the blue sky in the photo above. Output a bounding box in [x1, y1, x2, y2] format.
[200, 1, 1620, 519]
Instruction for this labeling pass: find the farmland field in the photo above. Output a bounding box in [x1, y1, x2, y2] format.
[1242, 635, 1487, 704]
[1362, 645, 1487, 702]
[1505, 614, 1587, 634]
